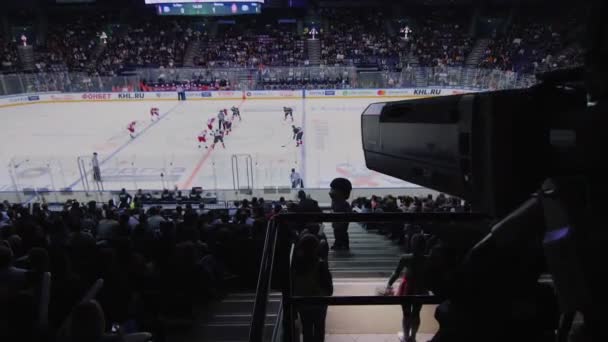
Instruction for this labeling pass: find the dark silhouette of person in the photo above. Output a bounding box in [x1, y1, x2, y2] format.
[292, 235, 333, 342]
[388, 234, 428, 342]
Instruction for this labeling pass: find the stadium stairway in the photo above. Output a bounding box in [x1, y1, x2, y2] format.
[465, 38, 491, 67]
[183, 39, 201, 67]
[306, 39, 321, 66]
[324, 223, 401, 279]
[167, 223, 401, 342]
[167, 291, 281, 342]
[462, 38, 491, 86]
[17, 45, 36, 71]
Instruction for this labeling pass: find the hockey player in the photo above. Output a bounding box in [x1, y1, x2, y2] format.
[197, 129, 208, 149]
[127, 121, 137, 139]
[211, 129, 226, 149]
[231, 106, 241, 121]
[217, 109, 226, 130]
[284, 107, 294, 121]
[292, 125, 303, 147]
[207, 117, 216, 130]
[150, 107, 160, 121]
[223, 118, 233, 135]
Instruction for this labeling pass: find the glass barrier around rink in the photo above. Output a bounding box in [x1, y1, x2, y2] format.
[0, 67, 539, 96]
[2, 155, 79, 203]
[0, 72, 141, 95]
[54, 151, 301, 194]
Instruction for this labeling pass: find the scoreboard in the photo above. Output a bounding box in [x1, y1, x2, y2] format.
[146, 0, 263, 3]
[156, 2, 262, 16]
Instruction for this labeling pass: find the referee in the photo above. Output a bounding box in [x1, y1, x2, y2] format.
[290, 169, 303, 189]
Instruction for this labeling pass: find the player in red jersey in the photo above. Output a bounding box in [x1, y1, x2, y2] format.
[207, 117, 216, 130]
[150, 107, 160, 121]
[197, 129, 208, 149]
[127, 121, 137, 138]
[223, 117, 233, 135]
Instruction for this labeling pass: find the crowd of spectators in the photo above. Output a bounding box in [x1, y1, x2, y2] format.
[139, 78, 233, 92]
[412, 10, 473, 67]
[95, 20, 192, 76]
[0, 187, 316, 341]
[256, 68, 351, 90]
[1, 37, 19, 72]
[194, 23, 305, 68]
[352, 193, 467, 243]
[479, 11, 584, 73]
[318, 8, 402, 69]
[0, 6, 587, 90]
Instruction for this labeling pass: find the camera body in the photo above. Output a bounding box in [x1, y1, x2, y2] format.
[362, 85, 588, 217]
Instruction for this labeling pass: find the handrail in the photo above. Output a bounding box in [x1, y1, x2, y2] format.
[249, 219, 280, 342]
[273, 212, 489, 223]
[289, 295, 442, 306]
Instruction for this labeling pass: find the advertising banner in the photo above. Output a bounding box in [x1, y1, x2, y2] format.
[81, 93, 113, 100]
[0, 88, 477, 108]
[245, 90, 299, 99]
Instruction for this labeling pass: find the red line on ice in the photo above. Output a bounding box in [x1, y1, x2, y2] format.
[181, 99, 246, 189]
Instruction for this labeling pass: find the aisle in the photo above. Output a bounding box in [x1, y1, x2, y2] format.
[323, 223, 439, 336]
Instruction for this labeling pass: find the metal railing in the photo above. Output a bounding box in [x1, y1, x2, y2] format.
[249, 212, 490, 342]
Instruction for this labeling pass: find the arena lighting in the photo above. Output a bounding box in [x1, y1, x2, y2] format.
[145, 0, 264, 3]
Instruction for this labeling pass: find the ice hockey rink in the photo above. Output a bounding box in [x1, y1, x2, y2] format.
[0, 97, 418, 192]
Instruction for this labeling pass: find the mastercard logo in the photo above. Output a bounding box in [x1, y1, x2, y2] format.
[377, 90, 386, 96]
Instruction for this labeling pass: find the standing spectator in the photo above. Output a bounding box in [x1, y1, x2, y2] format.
[118, 188, 132, 209]
[292, 234, 333, 342]
[329, 178, 352, 250]
[291, 169, 303, 189]
[387, 234, 428, 342]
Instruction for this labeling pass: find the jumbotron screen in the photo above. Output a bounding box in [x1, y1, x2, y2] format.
[146, 0, 263, 3]
[156, 2, 262, 16]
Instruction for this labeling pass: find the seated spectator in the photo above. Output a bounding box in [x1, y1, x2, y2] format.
[0, 244, 28, 296]
[188, 188, 202, 201]
[160, 189, 174, 201]
[68, 300, 123, 342]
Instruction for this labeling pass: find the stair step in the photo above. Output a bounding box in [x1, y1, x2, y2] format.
[208, 313, 277, 325]
[195, 322, 275, 342]
[331, 269, 394, 278]
[213, 298, 281, 315]
[329, 260, 397, 268]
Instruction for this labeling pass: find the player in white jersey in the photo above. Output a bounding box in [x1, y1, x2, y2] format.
[197, 129, 208, 149]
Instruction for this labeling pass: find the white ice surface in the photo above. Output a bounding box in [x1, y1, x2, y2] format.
[0, 98, 416, 191]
